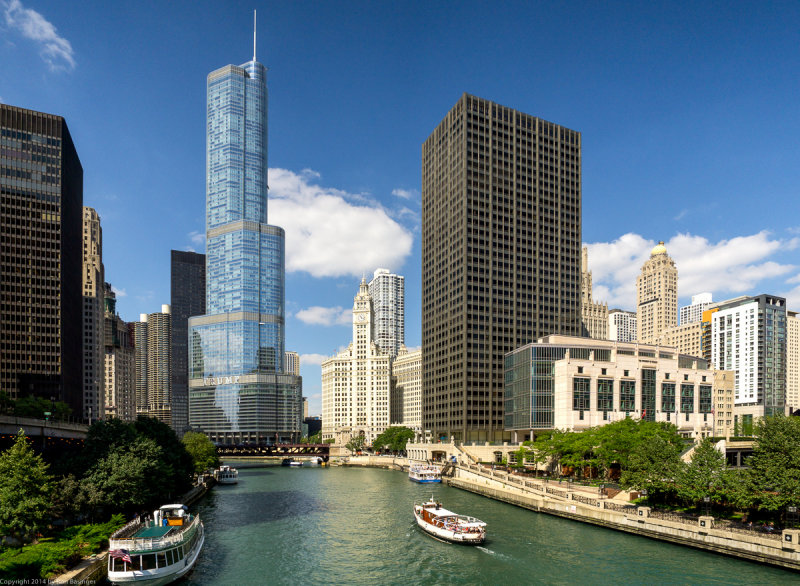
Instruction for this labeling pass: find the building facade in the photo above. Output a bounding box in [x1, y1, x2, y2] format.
[421, 94, 582, 443]
[580, 246, 608, 340]
[0, 104, 83, 417]
[713, 370, 735, 439]
[657, 322, 703, 358]
[170, 250, 205, 436]
[788, 310, 799, 412]
[680, 292, 713, 325]
[284, 351, 300, 376]
[82, 207, 104, 422]
[391, 345, 422, 434]
[711, 294, 787, 421]
[188, 50, 302, 443]
[321, 279, 391, 444]
[146, 305, 171, 424]
[367, 268, 405, 359]
[636, 241, 677, 344]
[133, 318, 148, 414]
[608, 309, 637, 343]
[103, 284, 136, 421]
[505, 335, 715, 440]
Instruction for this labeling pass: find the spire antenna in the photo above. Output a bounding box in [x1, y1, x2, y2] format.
[253, 9, 257, 62]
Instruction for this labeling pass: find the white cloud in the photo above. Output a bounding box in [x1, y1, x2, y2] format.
[111, 286, 127, 298]
[188, 230, 204, 246]
[299, 353, 329, 366]
[586, 231, 796, 310]
[787, 274, 800, 285]
[3, 0, 75, 71]
[295, 305, 351, 326]
[269, 168, 413, 278]
[392, 188, 418, 200]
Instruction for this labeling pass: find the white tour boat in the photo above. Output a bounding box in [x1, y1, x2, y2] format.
[107, 504, 204, 585]
[214, 465, 239, 484]
[413, 498, 486, 544]
[408, 464, 442, 483]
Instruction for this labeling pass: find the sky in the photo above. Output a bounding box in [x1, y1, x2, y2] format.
[2, 1, 799, 416]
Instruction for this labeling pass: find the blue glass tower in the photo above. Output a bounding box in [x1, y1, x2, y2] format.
[188, 50, 302, 443]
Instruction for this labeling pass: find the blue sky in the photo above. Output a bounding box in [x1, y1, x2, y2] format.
[2, 1, 799, 415]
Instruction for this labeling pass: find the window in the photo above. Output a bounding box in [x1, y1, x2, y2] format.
[681, 384, 694, 413]
[572, 377, 590, 411]
[620, 380, 635, 412]
[661, 383, 676, 412]
[597, 379, 613, 412]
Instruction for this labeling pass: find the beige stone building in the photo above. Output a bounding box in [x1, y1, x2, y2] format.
[713, 370, 735, 439]
[321, 278, 391, 444]
[581, 246, 608, 340]
[391, 345, 422, 434]
[788, 310, 799, 412]
[82, 207, 105, 422]
[505, 335, 716, 440]
[657, 321, 703, 358]
[636, 241, 677, 343]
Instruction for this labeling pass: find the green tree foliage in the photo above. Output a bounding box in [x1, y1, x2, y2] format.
[678, 438, 729, 506]
[345, 434, 366, 454]
[12, 396, 71, 420]
[744, 415, 800, 512]
[0, 430, 54, 540]
[620, 435, 685, 502]
[372, 427, 415, 453]
[182, 432, 219, 474]
[133, 416, 194, 496]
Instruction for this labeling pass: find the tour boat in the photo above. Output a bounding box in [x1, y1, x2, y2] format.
[214, 465, 238, 484]
[408, 464, 442, 483]
[107, 504, 204, 585]
[413, 498, 486, 544]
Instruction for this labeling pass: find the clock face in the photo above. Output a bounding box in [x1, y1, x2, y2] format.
[357, 313, 366, 322]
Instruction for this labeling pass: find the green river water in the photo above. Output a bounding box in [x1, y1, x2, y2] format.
[182, 465, 798, 585]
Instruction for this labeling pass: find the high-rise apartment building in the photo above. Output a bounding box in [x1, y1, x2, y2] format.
[608, 309, 637, 342]
[146, 305, 171, 424]
[421, 94, 582, 442]
[680, 292, 713, 325]
[0, 105, 84, 417]
[580, 246, 608, 340]
[788, 310, 799, 412]
[284, 351, 300, 376]
[367, 268, 405, 358]
[188, 43, 302, 443]
[103, 283, 136, 421]
[321, 279, 391, 444]
[82, 207, 105, 422]
[170, 250, 205, 435]
[636, 241, 677, 343]
[711, 294, 786, 422]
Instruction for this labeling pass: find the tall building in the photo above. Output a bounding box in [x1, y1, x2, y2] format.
[82, 207, 105, 422]
[657, 322, 703, 358]
[188, 41, 302, 443]
[788, 310, 799, 412]
[133, 317, 148, 414]
[680, 292, 712, 325]
[321, 278, 391, 444]
[580, 246, 608, 339]
[711, 294, 787, 423]
[608, 309, 637, 342]
[284, 351, 300, 376]
[146, 305, 171, 424]
[103, 283, 136, 421]
[636, 241, 677, 343]
[505, 335, 715, 440]
[367, 268, 405, 358]
[421, 94, 582, 443]
[391, 345, 422, 435]
[0, 105, 83, 417]
[170, 250, 206, 435]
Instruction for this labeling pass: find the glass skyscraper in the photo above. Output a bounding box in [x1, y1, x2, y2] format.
[188, 53, 302, 444]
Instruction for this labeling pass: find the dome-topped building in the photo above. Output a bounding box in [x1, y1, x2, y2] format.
[636, 240, 678, 343]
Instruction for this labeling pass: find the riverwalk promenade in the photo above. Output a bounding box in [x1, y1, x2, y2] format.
[342, 454, 800, 572]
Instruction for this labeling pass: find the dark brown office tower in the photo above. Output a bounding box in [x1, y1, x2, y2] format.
[170, 250, 205, 435]
[421, 94, 582, 442]
[0, 104, 83, 417]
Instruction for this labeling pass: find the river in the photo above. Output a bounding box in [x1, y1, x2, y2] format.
[184, 464, 796, 585]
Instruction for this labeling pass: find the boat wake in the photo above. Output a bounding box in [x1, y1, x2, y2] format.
[477, 546, 511, 560]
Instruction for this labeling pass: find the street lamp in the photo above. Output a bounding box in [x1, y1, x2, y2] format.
[703, 496, 711, 517]
[641, 489, 648, 503]
[787, 506, 798, 529]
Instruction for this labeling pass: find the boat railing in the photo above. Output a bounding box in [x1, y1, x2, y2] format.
[109, 514, 199, 551]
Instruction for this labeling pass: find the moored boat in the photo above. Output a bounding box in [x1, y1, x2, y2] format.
[413, 498, 486, 544]
[107, 504, 204, 585]
[408, 464, 442, 483]
[214, 465, 238, 484]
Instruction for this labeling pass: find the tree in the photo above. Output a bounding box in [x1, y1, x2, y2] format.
[182, 432, 219, 473]
[620, 434, 685, 503]
[744, 415, 800, 512]
[345, 434, 366, 454]
[679, 438, 728, 506]
[372, 427, 415, 453]
[0, 430, 54, 540]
